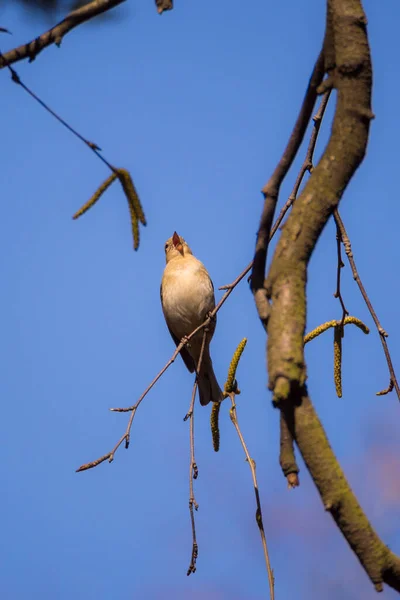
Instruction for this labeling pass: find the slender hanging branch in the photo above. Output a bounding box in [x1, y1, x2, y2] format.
[220, 338, 275, 600]
[0, 51, 146, 250]
[333, 217, 349, 328]
[333, 209, 400, 400]
[184, 329, 207, 576]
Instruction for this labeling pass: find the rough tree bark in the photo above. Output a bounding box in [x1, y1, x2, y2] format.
[254, 0, 400, 592]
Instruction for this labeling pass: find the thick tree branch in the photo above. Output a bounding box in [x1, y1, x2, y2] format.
[257, 0, 400, 592]
[0, 0, 126, 68]
[289, 386, 400, 592]
[266, 0, 373, 394]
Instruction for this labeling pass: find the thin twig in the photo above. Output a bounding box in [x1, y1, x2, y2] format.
[3, 61, 114, 172]
[220, 339, 274, 595]
[270, 90, 332, 243]
[333, 209, 400, 401]
[77, 266, 250, 472]
[219, 261, 253, 291]
[233, 91, 332, 290]
[1, 54, 146, 250]
[0, 0, 126, 68]
[251, 50, 326, 325]
[333, 218, 349, 331]
[229, 393, 275, 600]
[76, 336, 193, 472]
[184, 329, 207, 576]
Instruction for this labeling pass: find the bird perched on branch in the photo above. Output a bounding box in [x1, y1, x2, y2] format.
[161, 231, 223, 406]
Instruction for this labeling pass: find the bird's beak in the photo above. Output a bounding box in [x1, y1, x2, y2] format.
[172, 231, 184, 255]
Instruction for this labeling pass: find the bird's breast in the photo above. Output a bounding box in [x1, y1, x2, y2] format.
[161, 258, 215, 338]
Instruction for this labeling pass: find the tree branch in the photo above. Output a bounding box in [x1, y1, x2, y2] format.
[256, 0, 400, 592]
[266, 0, 373, 395]
[0, 0, 126, 69]
[333, 209, 400, 400]
[279, 408, 299, 488]
[269, 90, 332, 250]
[76, 263, 251, 472]
[289, 385, 400, 592]
[184, 329, 207, 576]
[250, 49, 325, 325]
[229, 393, 275, 599]
[222, 339, 275, 599]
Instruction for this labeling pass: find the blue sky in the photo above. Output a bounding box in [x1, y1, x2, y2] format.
[0, 1, 399, 598]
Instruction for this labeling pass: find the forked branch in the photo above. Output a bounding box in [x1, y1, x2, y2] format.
[333, 209, 400, 400]
[77, 265, 251, 473]
[258, 0, 400, 592]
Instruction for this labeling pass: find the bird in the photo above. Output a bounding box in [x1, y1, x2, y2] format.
[160, 231, 223, 406]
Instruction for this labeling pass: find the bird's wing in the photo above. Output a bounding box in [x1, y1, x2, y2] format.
[160, 284, 195, 373]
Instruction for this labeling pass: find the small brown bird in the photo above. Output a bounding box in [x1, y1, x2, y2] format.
[160, 232, 223, 406]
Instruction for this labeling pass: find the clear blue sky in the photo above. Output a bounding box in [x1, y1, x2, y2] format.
[0, 1, 399, 599]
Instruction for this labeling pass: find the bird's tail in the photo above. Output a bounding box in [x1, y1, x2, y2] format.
[197, 351, 224, 406]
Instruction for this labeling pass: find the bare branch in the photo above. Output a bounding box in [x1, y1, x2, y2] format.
[333, 217, 349, 328]
[219, 339, 275, 598]
[0, 56, 146, 250]
[259, 0, 400, 591]
[333, 209, 400, 401]
[77, 265, 251, 472]
[266, 0, 373, 396]
[270, 90, 332, 247]
[226, 91, 332, 291]
[184, 329, 207, 576]
[0, 0, 126, 69]
[229, 395, 275, 599]
[250, 49, 325, 325]
[289, 385, 400, 593]
[280, 315, 370, 482]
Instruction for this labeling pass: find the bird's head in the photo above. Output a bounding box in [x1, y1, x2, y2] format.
[164, 231, 193, 262]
